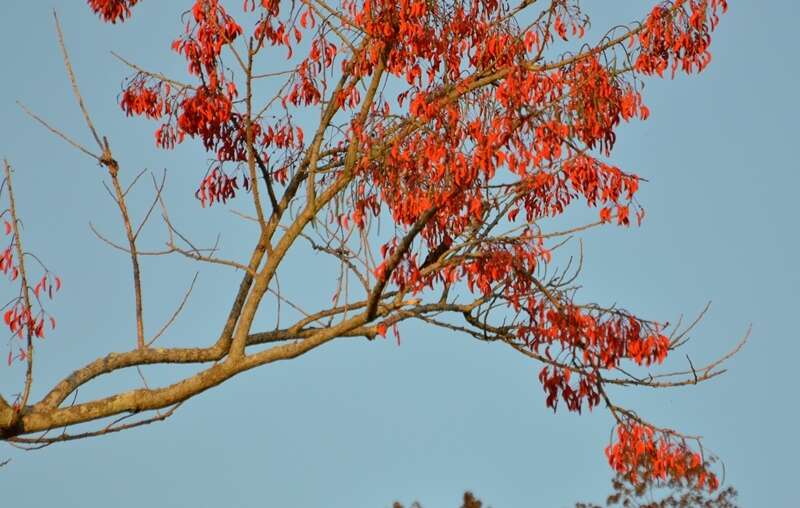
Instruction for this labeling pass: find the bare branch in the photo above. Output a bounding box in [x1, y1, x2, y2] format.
[147, 273, 199, 346]
[16, 101, 100, 161]
[102, 140, 146, 349]
[54, 11, 103, 151]
[110, 51, 193, 90]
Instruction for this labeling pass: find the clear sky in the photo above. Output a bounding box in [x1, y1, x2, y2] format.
[0, 1, 798, 507]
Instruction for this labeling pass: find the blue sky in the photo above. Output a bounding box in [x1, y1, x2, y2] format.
[0, 1, 798, 506]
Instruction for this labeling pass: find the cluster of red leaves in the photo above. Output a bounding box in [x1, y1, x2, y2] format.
[562, 157, 643, 226]
[0, 245, 18, 281]
[120, 76, 174, 120]
[635, 0, 728, 77]
[251, 0, 301, 59]
[3, 302, 54, 344]
[116, 0, 318, 204]
[119, 75, 189, 149]
[118, 1, 246, 161]
[352, 55, 648, 283]
[176, 86, 236, 152]
[1, 220, 60, 365]
[196, 168, 249, 207]
[87, 0, 140, 23]
[251, 2, 338, 112]
[539, 307, 667, 371]
[173, 1, 243, 84]
[538, 366, 599, 413]
[169, 1, 245, 160]
[527, 308, 669, 412]
[565, 55, 649, 154]
[606, 423, 719, 492]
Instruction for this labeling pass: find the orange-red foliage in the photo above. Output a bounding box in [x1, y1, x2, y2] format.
[84, 0, 730, 491]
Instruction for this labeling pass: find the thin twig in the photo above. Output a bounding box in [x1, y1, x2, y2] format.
[8, 403, 182, 448]
[16, 102, 99, 161]
[133, 171, 166, 240]
[54, 11, 103, 151]
[148, 273, 199, 346]
[111, 51, 193, 90]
